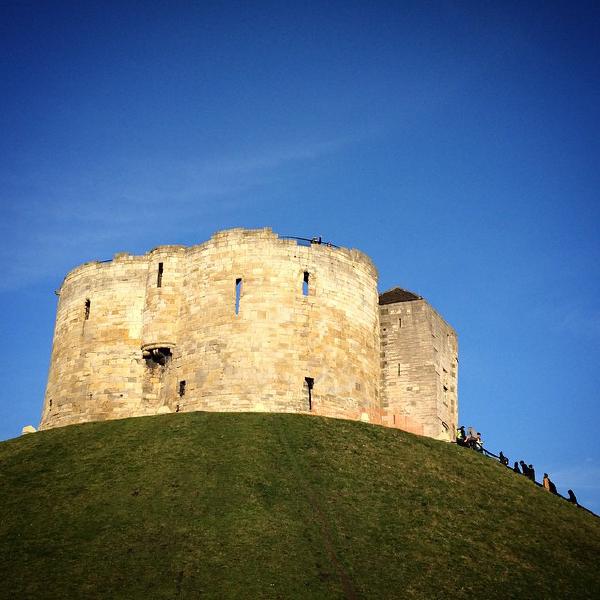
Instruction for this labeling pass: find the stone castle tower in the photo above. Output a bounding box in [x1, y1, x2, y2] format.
[41, 228, 458, 441]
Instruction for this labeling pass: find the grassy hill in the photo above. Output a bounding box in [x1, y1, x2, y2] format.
[1, 412, 599, 599]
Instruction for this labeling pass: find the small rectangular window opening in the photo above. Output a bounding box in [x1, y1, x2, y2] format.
[179, 380, 186, 397]
[144, 347, 172, 367]
[398, 317, 402, 328]
[397, 364, 401, 376]
[303, 271, 310, 296]
[157, 262, 164, 287]
[235, 278, 242, 315]
[84, 299, 90, 320]
[305, 377, 314, 411]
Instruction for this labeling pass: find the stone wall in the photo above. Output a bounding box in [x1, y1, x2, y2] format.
[41, 228, 458, 439]
[41, 228, 380, 429]
[379, 290, 458, 441]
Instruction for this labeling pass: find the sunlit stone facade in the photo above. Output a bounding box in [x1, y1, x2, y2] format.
[41, 228, 458, 440]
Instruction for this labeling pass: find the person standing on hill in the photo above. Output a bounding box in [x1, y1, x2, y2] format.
[567, 489, 578, 505]
[543, 473, 558, 494]
[499, 451, 509, 466]
[475, 431, 483, 452]
[543, 473, 551, 491]
[520, 461, 529, 477]
[528, 464, 536, 483]
[513, 461, 521, 474]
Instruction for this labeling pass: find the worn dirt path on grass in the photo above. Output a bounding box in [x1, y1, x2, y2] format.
[275, 422, 358, 600]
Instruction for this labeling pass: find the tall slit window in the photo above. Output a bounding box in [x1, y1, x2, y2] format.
[303, 271, 310, 296]
[235, 278, 242, 315]
[305, 377, 314, 411]
[157, 262, 164, 287]
[84, 299, 91, 320]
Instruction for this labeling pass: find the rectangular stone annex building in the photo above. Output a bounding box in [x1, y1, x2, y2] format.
[40, 228, 458, 441]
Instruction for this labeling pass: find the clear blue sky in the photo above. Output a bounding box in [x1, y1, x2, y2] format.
[2, 1, 599, 510]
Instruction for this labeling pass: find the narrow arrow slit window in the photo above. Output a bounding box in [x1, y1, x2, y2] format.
[305, 377, 314, 411]
[235, 278, 242, 315]
[157, 262, 164, 287]
[303, 271, 310, 296]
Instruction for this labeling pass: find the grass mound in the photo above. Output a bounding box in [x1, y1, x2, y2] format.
[1, 412, 599, 599]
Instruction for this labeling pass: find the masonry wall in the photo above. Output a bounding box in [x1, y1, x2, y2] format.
[42, 256, 149, 428]
[41, 228, 459, 439]
[40, 228, 381, 429]
[379, 299, 458, 441]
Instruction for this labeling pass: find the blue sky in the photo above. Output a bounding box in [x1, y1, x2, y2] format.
[2, 1, 599, 510]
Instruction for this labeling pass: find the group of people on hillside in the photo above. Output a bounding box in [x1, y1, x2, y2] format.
[455, 426, 580, 507]
[455, 425, 483, 452]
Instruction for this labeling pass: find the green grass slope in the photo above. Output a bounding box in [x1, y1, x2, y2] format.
[1, 412, 599, 599]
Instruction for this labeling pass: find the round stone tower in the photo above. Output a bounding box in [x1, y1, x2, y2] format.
[40, 228, 381, 429]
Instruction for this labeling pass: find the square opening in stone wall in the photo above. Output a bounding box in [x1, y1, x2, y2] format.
[144, 347, 172, 367]
[179, 380, 186, 396]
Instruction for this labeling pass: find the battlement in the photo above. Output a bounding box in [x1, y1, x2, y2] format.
[41, 228, 457, 440]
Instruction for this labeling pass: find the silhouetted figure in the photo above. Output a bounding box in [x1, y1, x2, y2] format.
[499, 451, 509, 466]
[456, 425, 466, 446]
[528, 464, 536, 482]
[543, 473, 551, 491]
[513, 461, 521, 474]
[567, 489, 578, 505]
[543, 473, 558, 494]
[520, 461, 529, 477]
